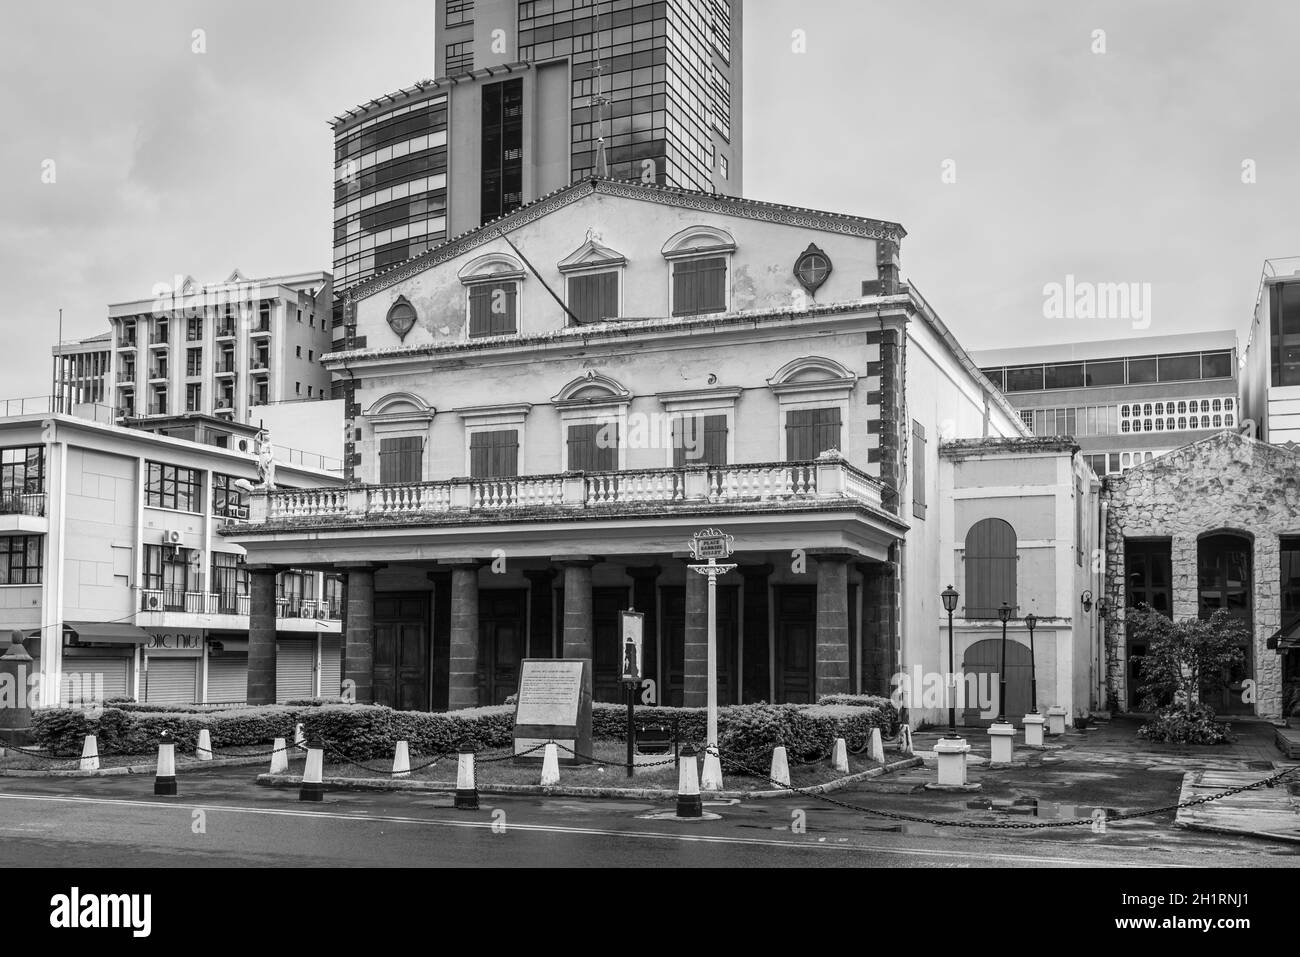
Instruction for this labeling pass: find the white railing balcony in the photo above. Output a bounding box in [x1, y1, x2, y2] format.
[251, 456, 891, 526]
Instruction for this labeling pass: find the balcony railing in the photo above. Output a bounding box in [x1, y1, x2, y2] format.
[141, 588, 342, 620]
[0, 493, 45, 517]
[216, 322, 236, 338]
[257, 458, 890, 525]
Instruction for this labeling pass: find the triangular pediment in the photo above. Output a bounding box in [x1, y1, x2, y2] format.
[558, 234, 627, 273]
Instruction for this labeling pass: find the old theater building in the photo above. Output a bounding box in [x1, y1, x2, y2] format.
[228, 178, 1030, 710]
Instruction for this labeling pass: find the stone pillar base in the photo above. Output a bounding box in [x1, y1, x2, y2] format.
[1023, 712, 1046, 748]
[1046, 706, 1068, 736]
[930, 736, 980, 790]
[988, 722, 1017, 765]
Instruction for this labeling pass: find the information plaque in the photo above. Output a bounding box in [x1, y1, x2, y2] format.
[512, 659, 592, 765]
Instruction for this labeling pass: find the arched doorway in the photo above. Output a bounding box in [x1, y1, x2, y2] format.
[962, 637, 1033, 725]
[1197, 533, 1253, 715]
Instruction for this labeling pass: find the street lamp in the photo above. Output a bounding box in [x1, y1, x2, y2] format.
[996, 601, 1012, 723]
[1024, 612, 1038, 714]
[941, 585, 960, 738]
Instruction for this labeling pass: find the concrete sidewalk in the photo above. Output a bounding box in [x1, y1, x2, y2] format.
[889, 715, 1298, 844]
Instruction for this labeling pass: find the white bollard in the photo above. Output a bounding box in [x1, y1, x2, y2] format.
[392, 740, 411, 779]
[898, 725, 914, 756]
[299, 746, 324, 801]
[269, 737, 289, 775]
[454, 746, 478, 810]
[869, 727, 885, 764]
[832, 738, 849, 773]
[1023, 712, 1046, 748]
[1046, 707, 1068, 736]
[988, 722, 1017, 765]
[196, 729, 213, 762]
[934, 736, 971, 787]
[154, 736, 177, 795]
[675, 745, 702, 818]
[700, 745, 724, 791]
[293, 723, 306, 750]
[540, 742, 561, 787]
[79, 735, 100, 772]
[769, 745, 791, 787]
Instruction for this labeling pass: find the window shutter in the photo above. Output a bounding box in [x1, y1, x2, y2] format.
[672, 257, 727, 317]
[814, 407, 842, 456]
[569, 272, 619, 325]
[703, 414, 728, 466]
[568, 424, 597, 472]
[380, 436, 423, 484]
[964, 518, 1018, 619]
[469, 283, 517, 337]
[786, 409, 814, 460]
[471, 430, 519, 479]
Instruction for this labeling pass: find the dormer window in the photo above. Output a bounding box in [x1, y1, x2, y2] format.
[459, 252, 525, 339]
[468, 282, 518, 337]
[662, 225, 736, 318]
[559, 232, 626, 326]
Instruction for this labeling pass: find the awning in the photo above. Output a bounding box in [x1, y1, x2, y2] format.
[65, 621, 152, 645]
[1266, 617, 1300, 653]
[208, 637, 249, 654]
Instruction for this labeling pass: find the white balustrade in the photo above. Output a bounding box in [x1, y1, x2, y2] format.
[252, 461, 892, 525]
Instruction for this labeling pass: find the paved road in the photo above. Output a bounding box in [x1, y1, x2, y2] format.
[2, 768, 1296, 867]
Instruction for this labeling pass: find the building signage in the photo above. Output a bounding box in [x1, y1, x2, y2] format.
[690, 527, 734, 561]
[620, 610, 644, 682]
[512, 659, 592, 765]
[144, 629, 205, 655]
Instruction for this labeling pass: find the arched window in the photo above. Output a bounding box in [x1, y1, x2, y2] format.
[964, 518, 1017, 619]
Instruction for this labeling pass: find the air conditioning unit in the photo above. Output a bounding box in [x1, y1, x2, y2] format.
[145, 593, 162, 610]
[316, 608, 329, 620]
[163, 529, 184, 545]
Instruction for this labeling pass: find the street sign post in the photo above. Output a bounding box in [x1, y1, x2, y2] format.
[619, 609, 645, 778]
[687, 528, 737, 761]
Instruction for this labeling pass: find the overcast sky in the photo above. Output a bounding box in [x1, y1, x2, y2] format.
[2, 0, 1298, 399]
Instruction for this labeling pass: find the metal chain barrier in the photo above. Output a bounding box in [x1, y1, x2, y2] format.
[714, 752, 1300, 830]
[551, 741, 679, 769]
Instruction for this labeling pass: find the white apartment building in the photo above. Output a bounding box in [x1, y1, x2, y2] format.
[0, 405, 345, 708]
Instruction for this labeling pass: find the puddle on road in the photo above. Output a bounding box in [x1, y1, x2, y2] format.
[965, 797, 1120, 820]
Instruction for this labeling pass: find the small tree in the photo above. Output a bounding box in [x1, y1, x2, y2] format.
[1125, 606, 1247, 744]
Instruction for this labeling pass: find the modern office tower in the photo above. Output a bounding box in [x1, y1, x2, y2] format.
[330, 0, 742, 318]
[973, 331, 1240, 477]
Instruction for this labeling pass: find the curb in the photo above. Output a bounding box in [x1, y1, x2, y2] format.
[254, 756, 924, 801]
[0, 753, 290, 778]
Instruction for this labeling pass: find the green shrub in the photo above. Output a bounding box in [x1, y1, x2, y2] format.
[816, 694, 900, 734]
[1137, 704, 1234, 745]
[32, 705, 302, 755]
[301, 704, 515, 761]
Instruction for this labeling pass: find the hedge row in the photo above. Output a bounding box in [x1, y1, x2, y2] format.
[32, 699, 900, 763]
[31, 706, 303, 756]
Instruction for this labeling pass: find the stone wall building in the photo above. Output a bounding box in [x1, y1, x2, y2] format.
[1102, 430, 1300, 719]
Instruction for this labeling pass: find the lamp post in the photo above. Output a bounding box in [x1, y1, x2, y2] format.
[1025, 612, 1038, 714]
[941, 585, 959, 738]
[996, 601, 1011, 723]
[687, 528, 736, 756]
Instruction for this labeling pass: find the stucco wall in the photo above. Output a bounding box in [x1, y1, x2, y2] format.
[1103, 431, 1299, 717]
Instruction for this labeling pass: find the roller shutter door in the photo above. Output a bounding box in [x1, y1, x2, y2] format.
[320, 636, 341, 699]
[276, 639, 315, 703]
[206, 655, 247, 705]
[62, 657, 130, 703]
[144, 657, 199, 706]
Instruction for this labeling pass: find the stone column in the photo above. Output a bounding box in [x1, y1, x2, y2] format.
[340, 564, 380, 705]
[684, 564, 708, 708]
[813, 552, 853, 698]
[739, 564, 773, 704]
[446, 561, 481, 712]
[857, 558, 899, 696]
[247, 566, 278, 706]
[427, 571, 451, 712]
[556, 557, 597, 663]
